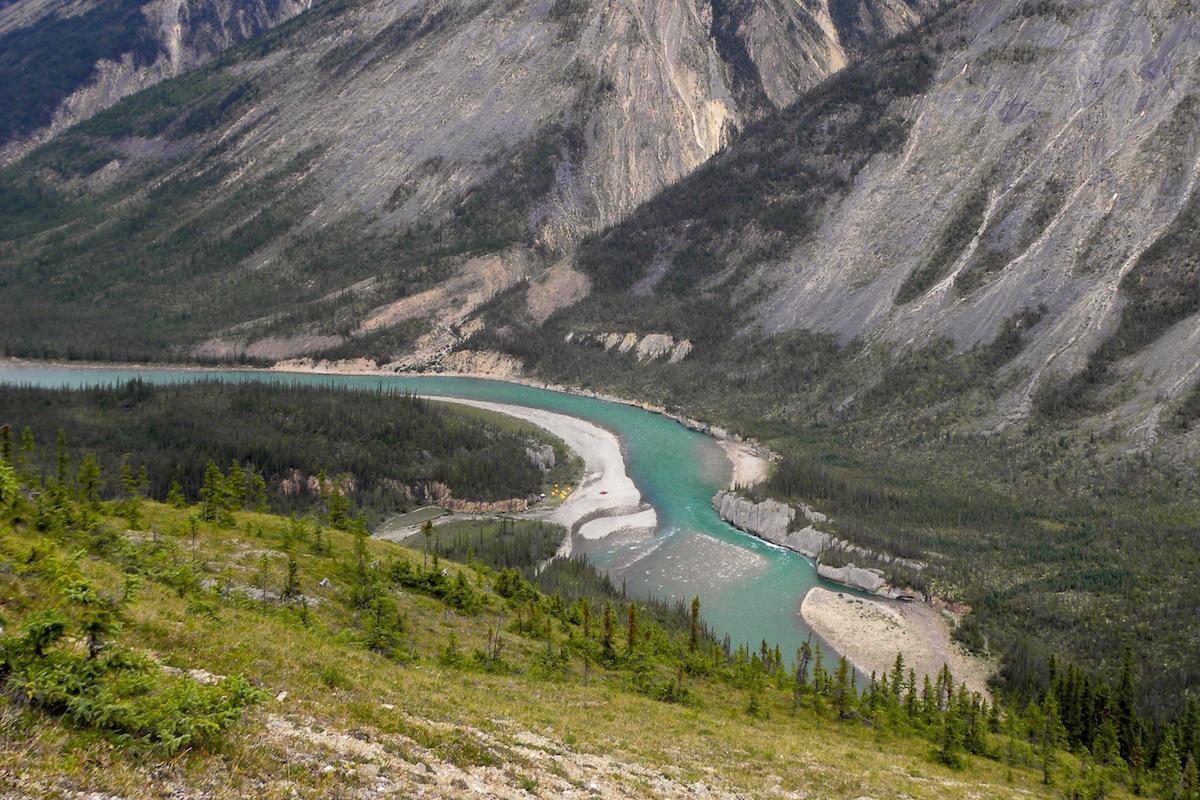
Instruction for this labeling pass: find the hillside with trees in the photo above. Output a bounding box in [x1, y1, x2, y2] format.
[0, 380, 577, 522]
[4, 443, 1197, 798]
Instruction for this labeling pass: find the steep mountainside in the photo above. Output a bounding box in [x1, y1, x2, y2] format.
[497, 0, 1200, 447]
[0, 0, 929, 364]
[0, 0, 311, 163]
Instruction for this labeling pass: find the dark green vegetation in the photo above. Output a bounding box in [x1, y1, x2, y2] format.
[406, 517, 563, 572]
[4, 447, 1186, 798]
[0, 0, 160, 142]
[0, 380, 574, 521]
[0, 457, 266, 755]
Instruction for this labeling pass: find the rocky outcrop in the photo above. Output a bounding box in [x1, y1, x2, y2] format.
[447, 497, 533, 514]
[713, 489, 924, 595]
[0, 0, 311, 164]
[713, 490, 795, 545]
[437, 350, 524, 379]
[525, 443, 557, 472]
[569, 331, 694, 363]
[816, 564, 886, 594]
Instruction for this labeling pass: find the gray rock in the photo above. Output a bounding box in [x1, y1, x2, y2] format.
[713, 490, 795, 545]
[817, 563, 887, 594]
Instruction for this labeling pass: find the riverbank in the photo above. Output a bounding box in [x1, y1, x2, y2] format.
[0, 357, 776, 492]
[800, 587, 992, 698]
[718, 440, 770, 489]
[428, 397, 656, 553]
[266, 357, 779, 473]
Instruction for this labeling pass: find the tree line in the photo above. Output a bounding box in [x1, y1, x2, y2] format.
[0, 380, 570, 522]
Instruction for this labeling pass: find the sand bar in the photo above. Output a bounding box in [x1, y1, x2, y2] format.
[718, 440, 770, 489]
[429, 398, 656, 550]
[801, 587, 992, 698]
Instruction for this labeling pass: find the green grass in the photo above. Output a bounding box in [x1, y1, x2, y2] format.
[0, 488, 1119, 798]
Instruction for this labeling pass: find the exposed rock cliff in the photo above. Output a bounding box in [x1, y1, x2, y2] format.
[713, 489, 922, 594]
[566, 331, 694, 363]
[816, 563, 886, 594]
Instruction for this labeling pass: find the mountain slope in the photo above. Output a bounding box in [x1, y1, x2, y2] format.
[0, 0, 311, 164]
[0, 0, 930, 364]
[506, 0, 1200, 444]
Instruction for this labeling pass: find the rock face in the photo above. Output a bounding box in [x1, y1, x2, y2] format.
[751, 0, 1200, 433]
[552, 0, 1200, 440]
[525, 443, 557, 472]
[816, 564, 887, 594]
[713, 490, 795, 545]
[713, 490, 923, 593]
[573, 331, 695, 363]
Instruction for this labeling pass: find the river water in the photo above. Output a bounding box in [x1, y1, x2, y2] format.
[0, 364, 843, 663]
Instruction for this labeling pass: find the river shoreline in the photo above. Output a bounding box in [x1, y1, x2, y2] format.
[800, 587, 992, 698]
[0, 356, 775, 494]
[427, 397, 656, 554]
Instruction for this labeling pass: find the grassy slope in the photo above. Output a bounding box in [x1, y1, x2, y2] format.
[1, 500, 1088, 799]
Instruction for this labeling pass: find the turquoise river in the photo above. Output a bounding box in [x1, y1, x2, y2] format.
[0, 363, 852, 663]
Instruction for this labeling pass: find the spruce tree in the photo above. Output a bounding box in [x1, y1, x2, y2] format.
[1184, 697, 1199, 768]
[1158, 732, 1183, 800]
[689, 596, 700, 653]
[922, 674, 937, 725]
[1132, 723, 1147, 795]
[1040, 705, 1056, 785]
[226, 460, 246, 509]
[119, 459, 142, 528]
[200, 460, 224, 522]
[166, 480, 186, 508]
[890, 652, 905, 702]
[54, 429, 69, 485]
[794, 642, 811, 706]
[17, 426, 34, 476]
[832, 656, 855, 719]
[1118, 645, 1137, 761]
[418, 518, 435, 567]
[601, 602, 615, 662]
[939, 704, 964, 768]
[0, 457, 18, 515]
[626, 603, 637, 654]
[77, 454, 102, 508]
[1094, 709, 1121, 766]
[282, 557, 301, 602]
[811, 642, 827, 714]
[250, 471, 269, 512]
[1182, 754, 1197, 800]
